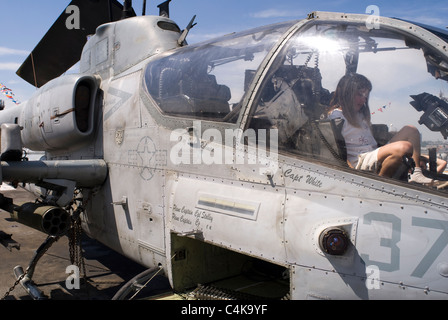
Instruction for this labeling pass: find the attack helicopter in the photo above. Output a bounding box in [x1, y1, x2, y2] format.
[1, 0, 448, 300]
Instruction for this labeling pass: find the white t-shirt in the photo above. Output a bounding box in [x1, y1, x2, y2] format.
[329, 109, 378, 166]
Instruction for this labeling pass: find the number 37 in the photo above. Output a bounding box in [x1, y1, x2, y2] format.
[360, 212, 448, 278]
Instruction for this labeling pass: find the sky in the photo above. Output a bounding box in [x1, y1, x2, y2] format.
[0, 0, 447, 108]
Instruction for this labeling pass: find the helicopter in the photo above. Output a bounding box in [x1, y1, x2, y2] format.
[0, 0, 448, 300]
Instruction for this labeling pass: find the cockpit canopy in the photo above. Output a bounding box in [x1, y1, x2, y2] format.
[144, 15, 448, 181]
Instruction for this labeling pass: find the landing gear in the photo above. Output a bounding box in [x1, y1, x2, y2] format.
[112, 266, 164, 300]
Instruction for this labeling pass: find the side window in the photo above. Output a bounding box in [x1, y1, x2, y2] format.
[144, 23, 293, 123]
[145, 55, 233, 121]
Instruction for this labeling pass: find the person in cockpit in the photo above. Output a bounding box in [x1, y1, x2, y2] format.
[328, 73, 436, 185]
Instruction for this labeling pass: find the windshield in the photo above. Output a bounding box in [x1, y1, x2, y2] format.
[144, 22, 294, 123]
[248, 21, 448, 184]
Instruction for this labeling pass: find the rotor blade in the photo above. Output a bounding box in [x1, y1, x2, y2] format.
[16, 0, 136, 88]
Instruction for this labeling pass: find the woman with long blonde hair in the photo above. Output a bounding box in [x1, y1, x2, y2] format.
[328, 73, 434, 185]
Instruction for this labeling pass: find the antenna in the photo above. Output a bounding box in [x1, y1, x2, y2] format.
[122, 0, 134, 19]
[178, 15, 197, 46]
[142, 0, 147, 15]
[158, 0, 171, 18]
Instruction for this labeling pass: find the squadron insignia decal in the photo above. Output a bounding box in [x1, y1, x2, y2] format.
[128, 136, 167, 181]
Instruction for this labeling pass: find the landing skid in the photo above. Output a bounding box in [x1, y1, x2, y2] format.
[112, 266, 165, 300]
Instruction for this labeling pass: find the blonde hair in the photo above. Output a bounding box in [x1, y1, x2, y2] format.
[329, 73, 372, 127]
